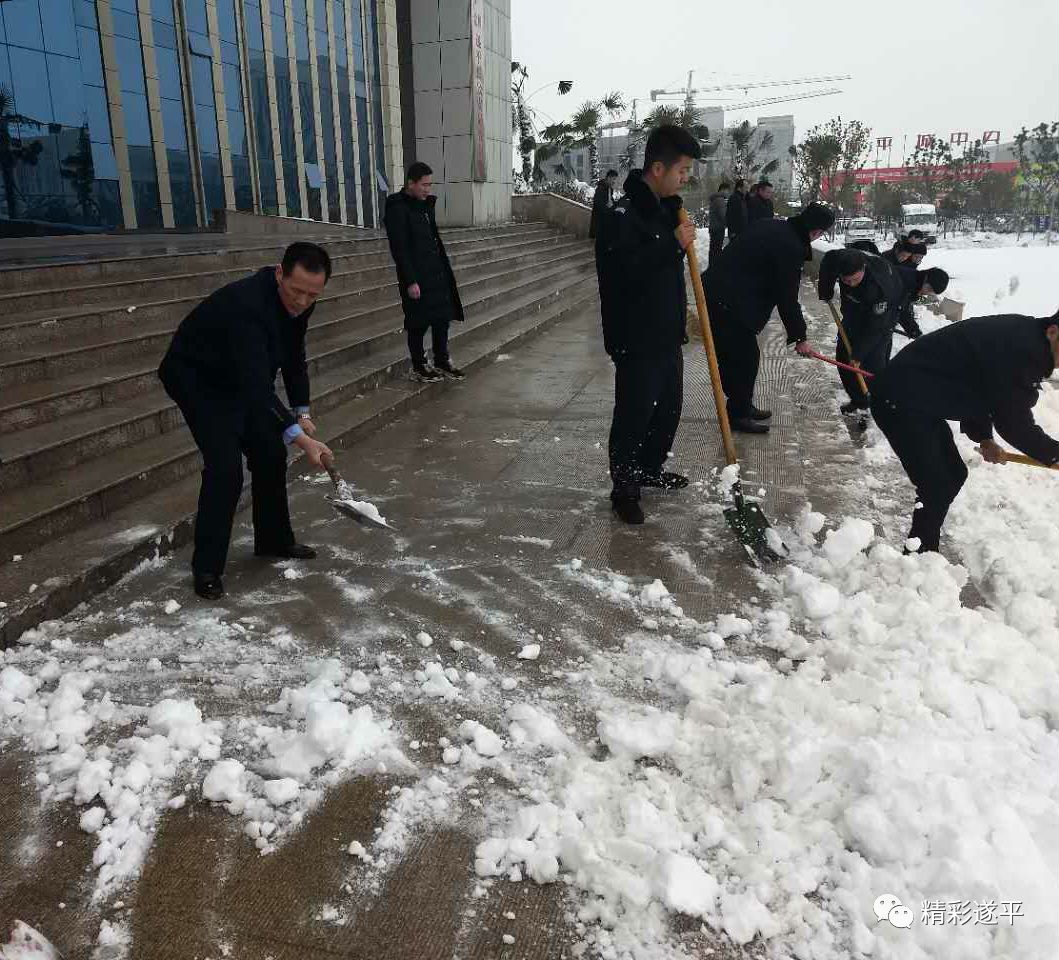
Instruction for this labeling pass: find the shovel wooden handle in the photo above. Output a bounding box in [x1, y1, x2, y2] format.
[825, 301, 870, 397]
[321, 453, 343, 489]
[680, 209, 738, 467]
[978, 447, 1059, 470]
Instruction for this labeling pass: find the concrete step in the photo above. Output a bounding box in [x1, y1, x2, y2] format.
[0, 247, 593, 427]
[0, 280, 600, 648]
[0, 229, 568, 352]
[0, 255, 596, 492]
[0, 265, 597, 563]
[0, 237, 584, 389]
[0, 222, 554, 296]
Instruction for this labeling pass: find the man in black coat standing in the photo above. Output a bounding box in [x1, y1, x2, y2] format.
[703, 201, 836, 433]
[158, 242, 335, 600]
[870, 311, 1059, 553]
[726, 178, 748, 239]
[746, 180, 775, 223]
[384, 162, 466, 382]
[707, 181, 731, 263]
[590, 169, 619, 240]
[596, 125, 702, 525]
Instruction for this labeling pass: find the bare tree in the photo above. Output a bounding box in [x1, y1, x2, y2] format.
[789, 117, 871, 205]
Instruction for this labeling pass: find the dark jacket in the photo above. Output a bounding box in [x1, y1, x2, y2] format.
[703, 216, 812, 343]
[589, 180, 614, 239]
[873, 314, 1059, 464]
[383, 190, 465, 332]
[818, 251, 922, 350]
[158, 267, 310, 432]
[596, 168, 687, 358]
[746, 192, 775, 223]
[726, 191, 748, 236]
[708, 191, 728, 231]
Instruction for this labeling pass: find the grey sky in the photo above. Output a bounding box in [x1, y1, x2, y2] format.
[512, 0, 1058, 163]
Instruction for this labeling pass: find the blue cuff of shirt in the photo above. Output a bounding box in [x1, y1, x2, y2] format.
[283, 423, 304, 444]
[295, 406, 310, 416]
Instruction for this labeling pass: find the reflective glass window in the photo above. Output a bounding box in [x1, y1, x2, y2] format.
[7, 46, 50, 122]
[188, 33, 212, 57]
[271, 0, 286, 15]
[110, 11, 141, 41]
[155, 47, 182, 99]
[231, 154, 252, 210]
[221, 62, 242, 113]
[76, 25, 104, 86]
[42, 1, 79, 56]
[75, 1, 98, 30]
[304, 162, 321, 188]
[47, 54, 87, 128]
[160, 97, 187, 149]
[244, 4, 264, 51]
[153, 21, 178, 50]
[114, 36, 146, 94]
[83, 85, 112, 142]
[271, 15, 287, 58]
[184, 0, 208, 35]
[196, 106, 219, 155]
[123, 91, 152, 146]
[200, 153, 224, 213]
[3, 0, 45, 50]
[292, 0, 306, 24]
[111, 0, 138, 13]
[220, 40, 239, 66]
[152, 0, 176, 24]
[190, 55, 214, 106]
[0, 45, 11, 94]
[90, 140, 119, 180]
[217, 1, 238, 42]
[227, 109, 247, 156]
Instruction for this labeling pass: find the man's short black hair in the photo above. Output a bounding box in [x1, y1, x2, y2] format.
[907, 228, 925, 240]
[281, 241, 331, 281]
[605, 169, 618, 178]
[643, 124, 702, 170]
[406, 161, 433, 183]
[756, 179, 773, 189]
[834, 248, 867, 278]
[718, 180, 732, 191]
[734, 178, 747, 190]
[921, 267, 949, 295]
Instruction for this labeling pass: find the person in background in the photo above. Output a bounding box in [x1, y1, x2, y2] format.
[871, 310, 1059, 553]
[384, 162, 466, 383]
[158, 243, 335, 600]
[590, 169, 619, 240]
[596, 125, 702, 525]
[818, 248, 948, 414]
[746, 180, 775, 222]
[726, 178, 748, 239]
[707, 181, 731, 263]
[703, 201, 836, 434]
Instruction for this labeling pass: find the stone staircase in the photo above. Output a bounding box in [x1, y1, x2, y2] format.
[0, 222, 598, 646]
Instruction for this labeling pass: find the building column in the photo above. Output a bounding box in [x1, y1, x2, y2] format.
[205, 0, 237, 210]
[324, 0, 347, 223]
[341, 0, 363, 226]
[375, 0, 404, 196]
[233, 0, 262, 213]
[284, 0, 309, 217]
[95, 0, 138, 228]
[172, 0, 209, 226]
[136, 0, 176, 227]
[357, 0, 379, 225]
[258, 5, 288, 216]
[305, 0, 329, 220]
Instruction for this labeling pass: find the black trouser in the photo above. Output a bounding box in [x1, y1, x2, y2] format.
[708, 229, 725, 264]
[870, 397, 968, 552]
[161, 364, 294, 576]
[407, 317, 451, 368]
[708, 301, 759, 418]
[609, 346, 684, 499]
[836, 330, 892, 408]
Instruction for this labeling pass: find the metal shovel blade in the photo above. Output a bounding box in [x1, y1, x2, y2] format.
[2, 920, 64, 959]
[724, 489, 786, 563]
[326, 495, 396, 531]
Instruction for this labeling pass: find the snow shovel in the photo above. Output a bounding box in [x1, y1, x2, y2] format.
[321, 455, 396, 531]
[2, 920, 64, 958]
[825, 301, 870, 398]
[681, 209, 785, 562]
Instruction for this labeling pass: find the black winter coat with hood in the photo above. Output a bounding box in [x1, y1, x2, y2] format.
[595, 169, 687, 358]
[384, 190, 465, 333]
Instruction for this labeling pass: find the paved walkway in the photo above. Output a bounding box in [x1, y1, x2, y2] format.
[0, 290, 914, 959]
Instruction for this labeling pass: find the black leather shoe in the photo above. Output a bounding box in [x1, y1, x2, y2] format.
[749, 405, 772, 421]
[193, 574, 224, 600]
[640, 471, 690, 490]
[255, 542, 317, 560]
[730, 416, 770, 434]
[435, 360, 465, 380]
[611, 496, 645, 524]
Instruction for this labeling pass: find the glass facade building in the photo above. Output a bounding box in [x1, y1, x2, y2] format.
[0, 0, 390, 231]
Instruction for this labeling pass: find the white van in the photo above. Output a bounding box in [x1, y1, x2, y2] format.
[898, 203, 938, 244]
[844, 217, 876, 245]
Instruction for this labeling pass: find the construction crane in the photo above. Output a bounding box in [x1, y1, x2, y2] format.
[720, 88, 845, 112]
[650, 72, 852, 102]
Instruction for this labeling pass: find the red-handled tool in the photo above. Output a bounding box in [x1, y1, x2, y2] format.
[806, 350, 876, 379]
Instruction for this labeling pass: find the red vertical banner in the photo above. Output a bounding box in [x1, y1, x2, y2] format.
[470, 0, 487, 182]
